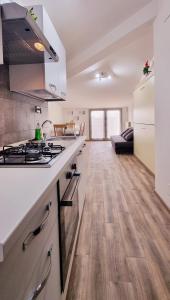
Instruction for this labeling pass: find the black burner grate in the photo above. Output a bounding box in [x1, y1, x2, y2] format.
[0, 142, 65, 166]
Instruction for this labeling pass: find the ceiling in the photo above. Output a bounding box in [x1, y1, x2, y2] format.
[64, 24, 153, 108]
[19, 0, 151, 60]
[18, 0, 154, 109]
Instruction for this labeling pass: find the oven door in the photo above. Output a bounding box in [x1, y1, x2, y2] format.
[58, 172, 80, 292]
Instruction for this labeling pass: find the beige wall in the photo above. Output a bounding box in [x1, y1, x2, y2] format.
[48, 102, 64, 124]
[63, 108, 90, 139]
[63, 106, 130, 140]
[154, 0, 170, 208]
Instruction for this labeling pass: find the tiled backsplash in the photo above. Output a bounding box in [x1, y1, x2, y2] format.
[0, 65, 48, 146]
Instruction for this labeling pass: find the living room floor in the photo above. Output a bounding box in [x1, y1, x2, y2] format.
[67, 142, 170, 300]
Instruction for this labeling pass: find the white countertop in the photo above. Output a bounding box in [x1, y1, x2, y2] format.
[0, 136, 85, 262]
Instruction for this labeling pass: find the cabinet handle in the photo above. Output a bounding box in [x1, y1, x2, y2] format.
[77, 150, 82, 156]
[23, 202, 52, 251]
[49, 83, 57, 92]
[60, 173, 80, 207]
[83, 143, 86, 148]
[31, 248, 52, 300]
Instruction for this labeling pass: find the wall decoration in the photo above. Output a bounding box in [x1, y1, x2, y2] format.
[143, 60, 152, 76]
[28, 7, 38, 21]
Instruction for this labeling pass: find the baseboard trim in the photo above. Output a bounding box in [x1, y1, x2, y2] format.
[134, 155, 155, 177]
[154, 191, 170, 213]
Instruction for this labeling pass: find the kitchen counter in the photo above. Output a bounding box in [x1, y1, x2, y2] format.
[0, 136, 85, 262]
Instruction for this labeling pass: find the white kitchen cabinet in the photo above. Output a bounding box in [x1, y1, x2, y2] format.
[77, 143, 88, 217]
[42, 6, 67, 99]
[134, 124, 155, 173]
[133, 74, 155, 173]
[9, 5, 67, 100]
[133, 76, 155, 125]
[0, 185, 60, 300]
[22, 221, 61, 300]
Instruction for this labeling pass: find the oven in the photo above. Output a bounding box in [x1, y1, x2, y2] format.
[57, 157, 80, 292]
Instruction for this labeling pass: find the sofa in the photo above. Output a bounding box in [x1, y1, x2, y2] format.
[111, 127, 134, 154]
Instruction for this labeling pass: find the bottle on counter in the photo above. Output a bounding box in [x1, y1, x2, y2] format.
[35, 122, 42, 140]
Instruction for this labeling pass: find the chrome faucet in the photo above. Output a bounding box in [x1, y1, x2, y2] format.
[41, 119, 53, 128]
[41, 120, 53, 141]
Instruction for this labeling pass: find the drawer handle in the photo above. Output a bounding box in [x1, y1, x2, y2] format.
[23, 202, 52, 251]
[77, 150, 82, 156]
[83, 143, 86, 148]
[60, 173, 80, 207]
[31, 248, 52, 300]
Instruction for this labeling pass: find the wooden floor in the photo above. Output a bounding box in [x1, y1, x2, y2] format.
[67, 142, 170, 300]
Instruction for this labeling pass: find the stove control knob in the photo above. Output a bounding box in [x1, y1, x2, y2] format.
[66, 171, 73, 179]
[71, 163, 77, 170]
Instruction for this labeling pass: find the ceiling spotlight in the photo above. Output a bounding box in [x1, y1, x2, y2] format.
[95, 73, 100, 79]
[34, 42, 45, 52]
[95, 72, 111, 80]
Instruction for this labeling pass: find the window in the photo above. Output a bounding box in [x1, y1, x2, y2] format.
[90, 109, 122, 140]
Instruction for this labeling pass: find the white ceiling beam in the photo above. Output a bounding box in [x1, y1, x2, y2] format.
[68, 0, 157, 78]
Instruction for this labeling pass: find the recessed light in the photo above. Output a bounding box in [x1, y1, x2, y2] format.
[95, 72, 112, 80]
[95, 73, 100, 79]
[34, 42, 45, 52]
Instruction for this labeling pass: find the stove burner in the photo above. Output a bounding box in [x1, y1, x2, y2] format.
[26, 153, 43, 162]
[0, 142, 65, 167]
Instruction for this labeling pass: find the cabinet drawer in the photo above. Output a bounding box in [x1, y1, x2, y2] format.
[0, 186, 58, 300]
[22, 222, 61, 300]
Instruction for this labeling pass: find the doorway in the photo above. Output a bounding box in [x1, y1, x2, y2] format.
[90, 109, 122, 140]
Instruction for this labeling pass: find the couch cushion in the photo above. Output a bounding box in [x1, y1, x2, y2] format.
[124, 131, 134, 141]
[121, 127, 133, 138]
[111, 135, 126, 143]
[121, 128, 129, 137]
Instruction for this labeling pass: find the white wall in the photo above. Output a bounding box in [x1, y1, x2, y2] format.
[63, 108, 90, 139]
[154, 0, 170, 208]
[48, 102, 64, 124]
[63, 106, 129, 140]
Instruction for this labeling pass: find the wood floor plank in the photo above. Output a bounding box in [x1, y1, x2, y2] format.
[67, 142, 170, 300]
[104, 223, 131, 283]
[107, 281, 137, 300]
[66, 255, 89, 300]
[118, 212, 144, 258]
[142, 238, 170, 286]
[127, 257, 165, 300]
[87, 234, 107, 300]
[76, 211, 91, 256]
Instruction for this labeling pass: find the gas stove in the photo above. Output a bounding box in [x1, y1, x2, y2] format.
[0, 141, 65, 167]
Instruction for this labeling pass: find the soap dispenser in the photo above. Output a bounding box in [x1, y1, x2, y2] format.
[35, 122, 42, 140]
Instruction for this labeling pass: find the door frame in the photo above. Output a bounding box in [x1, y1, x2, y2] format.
[89, 108, 123, 141]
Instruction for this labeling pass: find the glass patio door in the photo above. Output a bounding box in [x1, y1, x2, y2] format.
[90, 110, 105, 140]
[90, 109, 121, 140]
[106, 110, 121, 139]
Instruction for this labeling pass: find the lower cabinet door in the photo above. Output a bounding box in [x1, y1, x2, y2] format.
[22, 221, 61, 300]
[134, 124, 155, 173]
[0, 186, 58, 300]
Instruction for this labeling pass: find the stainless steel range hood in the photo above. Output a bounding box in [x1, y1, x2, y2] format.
[1, 2, 59, 64]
